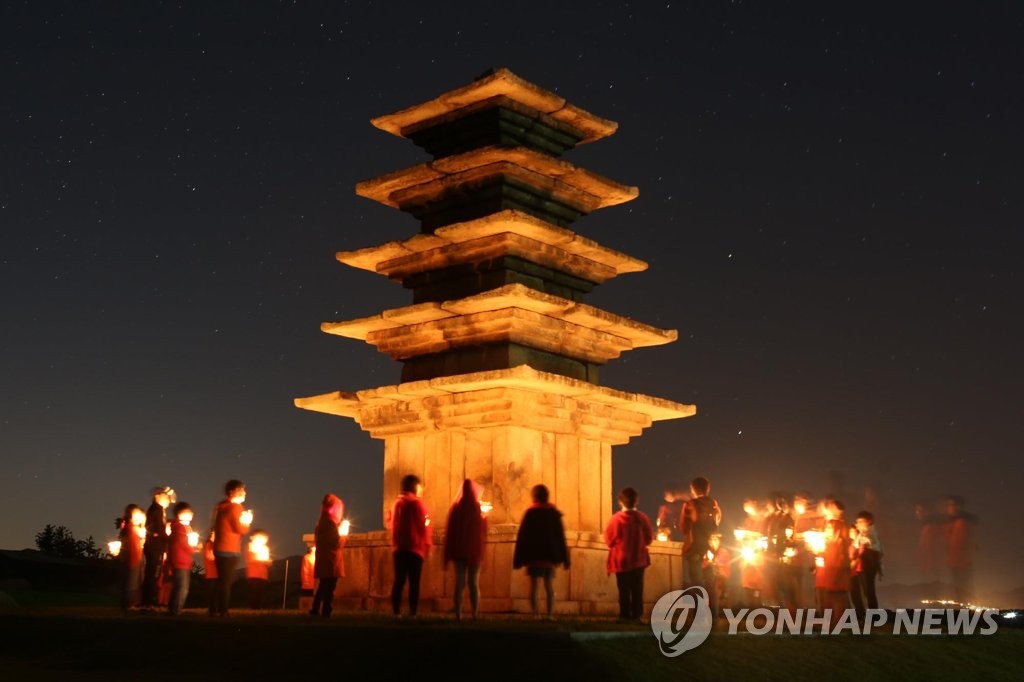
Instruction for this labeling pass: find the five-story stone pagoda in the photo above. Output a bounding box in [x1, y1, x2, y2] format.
[295, 68, 695, 615]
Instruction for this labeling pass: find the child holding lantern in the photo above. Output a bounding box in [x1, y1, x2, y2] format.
[116, 503, 146, 612]
[390, 474, 431, 618]
[167, 501, 201, 615]
[311, 493, 347, 617]
[246, 529, 272, 609]
[211, 479, 253, 616]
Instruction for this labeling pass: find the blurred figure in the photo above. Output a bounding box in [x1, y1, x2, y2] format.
[443, 479, 488, 620]
[655, 485, 686, 541]
[167, 501, 200, 615]
[850, 510, 884, 623]
[817, 517, 852, 630]
[245, 529, 271, 609]
[512, 483, 570, 620]
[943, 495, 977, 605]
[117, 504, 146, 612]
[211, 479, 252, 617]
[915, 500, 942, 581]
[390, 474, 431, 618]
[142, 485, 174, 609]
[702, 533, 731, 615]
[301, 545, 316, 598]
[738, 498, 765, 608]
[679, 476, 722, 590]
[311, 493, 346, 617]
[203, 536, 218, 613]
[605, 486, 654, 622]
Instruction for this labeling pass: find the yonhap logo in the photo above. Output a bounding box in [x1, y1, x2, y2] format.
[650, 586, 714, 656]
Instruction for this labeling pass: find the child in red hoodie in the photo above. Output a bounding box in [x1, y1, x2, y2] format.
[117, 504, 146, 612]
[390, 474, 431, 617]
[604, 487, 654, 622]
[167, 502, 200, 615]
[246, 530, 272, 609]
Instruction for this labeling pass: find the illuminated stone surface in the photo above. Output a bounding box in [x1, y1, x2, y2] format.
[295, 69, 695, 616]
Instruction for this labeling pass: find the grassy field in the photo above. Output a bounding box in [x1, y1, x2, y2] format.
[0, 606, 1022, 682]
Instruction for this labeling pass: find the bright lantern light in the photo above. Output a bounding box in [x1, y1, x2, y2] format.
[187, 532, 199, 547]
[108, 540, 121, 557]
[339, 519, 350, 537]
[480, 500, 493, 515]
[241, 510, 254, 525]
[656, 531, 669, 542]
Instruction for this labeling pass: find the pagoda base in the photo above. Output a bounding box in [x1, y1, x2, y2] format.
[300, 528, 685, 618]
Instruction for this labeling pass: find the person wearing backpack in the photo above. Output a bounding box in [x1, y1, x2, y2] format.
[679, 476, 722, 591]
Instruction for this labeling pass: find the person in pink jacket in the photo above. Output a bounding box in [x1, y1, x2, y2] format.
[604, 487, 654, 622]
[390, 474, 432, 617]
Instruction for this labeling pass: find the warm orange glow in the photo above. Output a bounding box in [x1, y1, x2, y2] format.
[480, 500, 493, 515]
[187, 531, 199, 548]
[339, 519, 351, 537]
[656, 531, 669, 542]
[785, 527, 793, 539]
[803, 530, 826, 554]
[254, 546, 270, 562]
[706, 550, 714, 562]
[814, 556, 825, 568]
[108, 540, 121, 556]
[740, 546, 755, 563]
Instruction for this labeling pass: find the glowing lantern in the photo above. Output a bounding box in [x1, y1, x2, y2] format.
[741, 546, 755, 563]
[187, 531, 200, 548]
[803, 530, 826, 555]
[656, 531, 669, 542]
[108, 540, 122, 557]
[814, 556, 824, 568]
[241, 509, 254, 526]
[480, 500, 493, 515]
[339, 519, 351, 537]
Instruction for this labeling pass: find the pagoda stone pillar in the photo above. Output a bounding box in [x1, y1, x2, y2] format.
[295, 68, 695, 616]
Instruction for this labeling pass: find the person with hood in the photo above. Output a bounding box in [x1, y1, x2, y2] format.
[142, 485, 174, 609]
[443, 479, 488, 620]
[310, 493, 347, 617]
[604, 486, 654, 622]
[513, 484, 570, 619]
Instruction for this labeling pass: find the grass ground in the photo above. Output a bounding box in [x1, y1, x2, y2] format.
[0, 606, 1021, 682]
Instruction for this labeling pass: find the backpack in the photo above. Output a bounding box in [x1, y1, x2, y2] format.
[687, 496, 719, 556]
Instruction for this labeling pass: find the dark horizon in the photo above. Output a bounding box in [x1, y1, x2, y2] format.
[2, 2, 1021, 595]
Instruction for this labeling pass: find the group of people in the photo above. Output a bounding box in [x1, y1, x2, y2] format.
[376, 474, 571, 621]
[116, 479, 270, 616]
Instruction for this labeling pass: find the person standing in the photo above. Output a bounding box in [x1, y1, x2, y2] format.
[310, 493, 347, 617]
[850, 510, 884, 622]
[117, 504, 146, 612]
[390, 474, 431, 617]
[679, 476, 722, 591]
[142, 486, 173, 609]
[604, 487, 654, 622]
[513, 484, 570, 620]
[443, 479, 488, 620]
[210, 479, 252, 616]
[943, 495, 977, 605]
[245, 530, 272, 609]
[167, 502, 200, 615]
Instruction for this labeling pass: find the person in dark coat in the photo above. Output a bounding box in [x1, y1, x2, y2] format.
[443, 479, 488, 620]
[311, 493, 347, 617]
[513, 484, 570, 619]
[142, 485, 174, 608]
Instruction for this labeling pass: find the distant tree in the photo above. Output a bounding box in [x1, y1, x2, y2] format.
[34, 524, 103, 559]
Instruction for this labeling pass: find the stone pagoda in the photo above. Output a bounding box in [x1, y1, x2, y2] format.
[295, 68, 695, 615]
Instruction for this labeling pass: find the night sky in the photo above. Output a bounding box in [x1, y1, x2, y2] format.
[3, 2, 1021, 595]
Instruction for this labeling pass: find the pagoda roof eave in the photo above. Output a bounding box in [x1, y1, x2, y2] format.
[335, 210, 647, 282]
[370, 68, 618, 145]
[294, 365, 696, 423]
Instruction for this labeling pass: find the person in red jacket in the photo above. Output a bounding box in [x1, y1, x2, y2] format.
[390, 474, 431, 618]
[814, 517, 851, 629]
[443, 479, 488, 620]
[311, 493, 347, 617]
[117, 504, 146, 612]
[245, 529, 272, 609]
[167, 502, 200, 615]
[202, 536, 218, 612]
[604, 486, 654, 622]
[210, 479, 252, 617]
